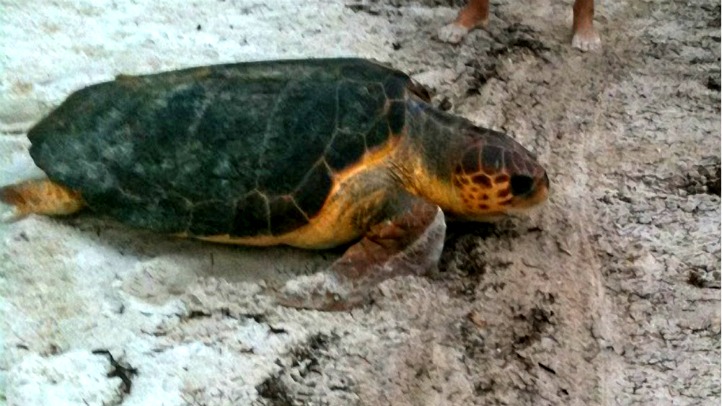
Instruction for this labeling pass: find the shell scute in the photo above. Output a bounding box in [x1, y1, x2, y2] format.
[387, 100, 406, 134]
[232, 191, 270, 237]
[337, 81, 386, 135]
[365, 119, 391, 152]
[269, 196, 308, 235]
[292, 162, 333, 218]
[382, 75, 409, 100]
[260, 81, 337, 195]
[325, 134, 366, 171]
[127, 193, 191, 233]
[190, 200, 234, 235]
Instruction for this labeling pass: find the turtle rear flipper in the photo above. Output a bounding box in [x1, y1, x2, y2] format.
[276, 195, 446, 311]
[0, 179, 84, 221]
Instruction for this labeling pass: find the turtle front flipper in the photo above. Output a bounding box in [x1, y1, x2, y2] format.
[0, 179, 84, 221]
[276, 194, 446, 311]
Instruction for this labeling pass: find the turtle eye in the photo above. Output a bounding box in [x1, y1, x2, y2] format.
[510, 175, 535, 196]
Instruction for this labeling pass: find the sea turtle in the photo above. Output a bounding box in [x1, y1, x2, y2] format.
[0, 58, 549, 310]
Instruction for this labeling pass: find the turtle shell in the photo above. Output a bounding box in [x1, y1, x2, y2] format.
[28, 58, 427, 237]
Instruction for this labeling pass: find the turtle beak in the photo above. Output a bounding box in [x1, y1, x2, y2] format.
[534, 171, 550, 202]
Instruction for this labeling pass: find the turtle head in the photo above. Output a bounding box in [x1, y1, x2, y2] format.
[443, 126, 549, 221]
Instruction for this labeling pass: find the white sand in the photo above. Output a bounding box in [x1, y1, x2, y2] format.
[1, 0, 719, 405]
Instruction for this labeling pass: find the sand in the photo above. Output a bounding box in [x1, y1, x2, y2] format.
[0, 0, 719, 404]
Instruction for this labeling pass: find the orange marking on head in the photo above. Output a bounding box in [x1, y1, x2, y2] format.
[447, 165, 525, 218]
[471, 174, 492, 188]
[495, 174, 509, 183]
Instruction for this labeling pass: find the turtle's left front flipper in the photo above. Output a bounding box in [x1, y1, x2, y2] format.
[277, 195, 446, 311]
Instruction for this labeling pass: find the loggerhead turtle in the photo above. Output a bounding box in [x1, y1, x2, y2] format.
[0, 58, 549, 310]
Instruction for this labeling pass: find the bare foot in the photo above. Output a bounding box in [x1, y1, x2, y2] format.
[438, 0, 489, 44]
[571, 27, 601, 52]
[438, 23, 473, 44]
